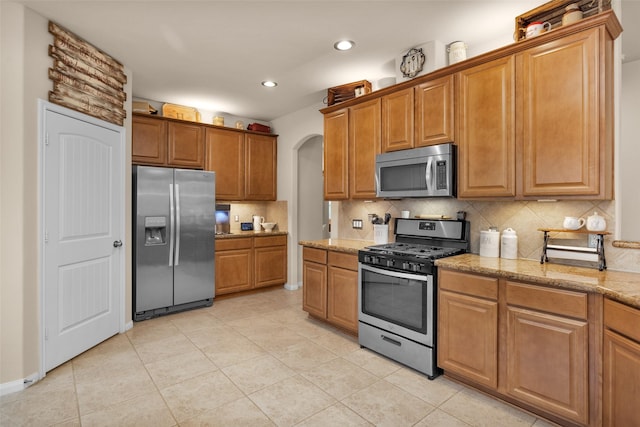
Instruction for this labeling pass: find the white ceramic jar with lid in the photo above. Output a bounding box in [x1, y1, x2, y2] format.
[448, 41, 467, 65]
[586, 212, 606, 231]
[480, 227, 500, 258]
[501, 228, 518, 259]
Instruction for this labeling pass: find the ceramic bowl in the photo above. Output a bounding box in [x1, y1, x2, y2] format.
[261, 222, 277, 232]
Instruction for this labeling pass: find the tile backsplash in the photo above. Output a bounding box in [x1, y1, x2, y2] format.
[336, 199, 640, 273]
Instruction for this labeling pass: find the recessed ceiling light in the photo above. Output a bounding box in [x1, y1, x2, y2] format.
[334, 40, 355, 51]
[261, 80, 277, 87]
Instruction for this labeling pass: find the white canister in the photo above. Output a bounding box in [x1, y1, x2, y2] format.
[448, 41, 467, 65]
[479, 228, 500, 258]
[501, 228, 518, 259]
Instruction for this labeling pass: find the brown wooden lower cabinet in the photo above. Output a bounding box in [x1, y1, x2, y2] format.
[438, 270, 498, 389]
[215, 235, 287, 296]
[302, 247, 358, 334]
[215, 238, 253, 295]
[504, 282, 589, 425]
[438, 269, 599, 427]
[254, 235, 288, 288]
[603, 298, 640, 427]
[302, 248, 327, 319]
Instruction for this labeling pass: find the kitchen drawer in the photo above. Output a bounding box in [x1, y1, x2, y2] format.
[254, 234, 287, 248]
[439, 269, 498, 300]
[506, 281, 587, 320]
[303, 247, 327, 264]
[216, 237, 252, 251]
[328, 251, 358, 271]
[605, 298, 640, 342]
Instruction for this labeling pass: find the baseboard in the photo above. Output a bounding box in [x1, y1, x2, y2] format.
[0, 371, 39, 397]
[124, 320, 133, 332]
[284, 282, 301, 291]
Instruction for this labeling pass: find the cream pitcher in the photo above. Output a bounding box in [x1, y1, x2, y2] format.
[252, 215, 264, 232]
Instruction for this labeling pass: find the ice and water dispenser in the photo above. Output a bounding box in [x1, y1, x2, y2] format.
[144, 216, 167, 245]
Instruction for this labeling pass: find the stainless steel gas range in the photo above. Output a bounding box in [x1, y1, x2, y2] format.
[358, 218, 470, 379]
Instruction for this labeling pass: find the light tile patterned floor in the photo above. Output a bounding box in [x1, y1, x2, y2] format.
[1, 287, 559, 426]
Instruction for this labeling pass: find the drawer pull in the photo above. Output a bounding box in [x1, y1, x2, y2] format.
[381, 335, 402, 347]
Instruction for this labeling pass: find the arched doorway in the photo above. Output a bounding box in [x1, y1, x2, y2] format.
[296, 135, 329, 283]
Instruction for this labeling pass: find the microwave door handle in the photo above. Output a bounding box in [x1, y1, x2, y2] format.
[375, 171, 380, 194]
[425, 157, 434, 192]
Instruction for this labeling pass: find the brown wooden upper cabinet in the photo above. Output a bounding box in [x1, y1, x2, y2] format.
[323, 99, 380, 200]
[205, 127, 277, 201]
[457, 55, 516, 199]
[204, 127, 244, 200]
[132, 114, 204, 169]
[381, 87, 414, 152]
[516, 27, 612, 199]
[458, 18, 619, 200]
[349, 99, 381, 199]
[323, 108, 349, 200]
[381, 77, 455, 153]
[131, 114, 167, 165]
[244, 133, 277, 201]
[414, 75, 455, 146]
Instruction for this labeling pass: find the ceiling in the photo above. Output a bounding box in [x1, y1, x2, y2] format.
[16, 0, 640, 122]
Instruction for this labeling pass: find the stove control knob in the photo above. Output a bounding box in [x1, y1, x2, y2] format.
[413, 263, 422, 272]
[402, 261, 411, 270]
[386, 259, 395, 267]
[371, 256, 379, 264]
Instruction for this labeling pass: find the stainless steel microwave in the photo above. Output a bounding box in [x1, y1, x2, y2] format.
[375, 143, 456, 198]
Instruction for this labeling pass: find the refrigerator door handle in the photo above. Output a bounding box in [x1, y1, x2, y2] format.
[169, 183, 175, 266]
[175, 184, 181, 266]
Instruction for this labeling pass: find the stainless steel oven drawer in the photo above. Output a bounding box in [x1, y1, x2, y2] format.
[359, 321, 437, 378]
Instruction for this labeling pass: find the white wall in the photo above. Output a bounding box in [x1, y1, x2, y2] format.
[620, 59, 640, 241]
[271, 101, 324, 289]
[0, 3, 50, 386]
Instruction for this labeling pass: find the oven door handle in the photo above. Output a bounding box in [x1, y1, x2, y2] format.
[359, 263, 429, 282]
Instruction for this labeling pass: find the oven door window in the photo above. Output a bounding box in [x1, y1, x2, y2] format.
[361, 267, 429, 334]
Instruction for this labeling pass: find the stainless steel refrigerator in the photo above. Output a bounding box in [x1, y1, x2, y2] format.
[133, 166, 215, 321]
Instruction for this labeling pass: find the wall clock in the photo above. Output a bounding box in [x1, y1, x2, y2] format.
[400, 47, 426, 78]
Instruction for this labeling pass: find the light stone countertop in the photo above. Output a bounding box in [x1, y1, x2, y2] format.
[216, 231, 288, 239]
[298, 239, 374, 255]
[436, 254, 640, 309]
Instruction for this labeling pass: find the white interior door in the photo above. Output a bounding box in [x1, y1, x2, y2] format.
[42, 103, 124, 372]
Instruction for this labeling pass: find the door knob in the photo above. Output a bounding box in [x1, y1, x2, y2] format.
[113, 240, 123, 248]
